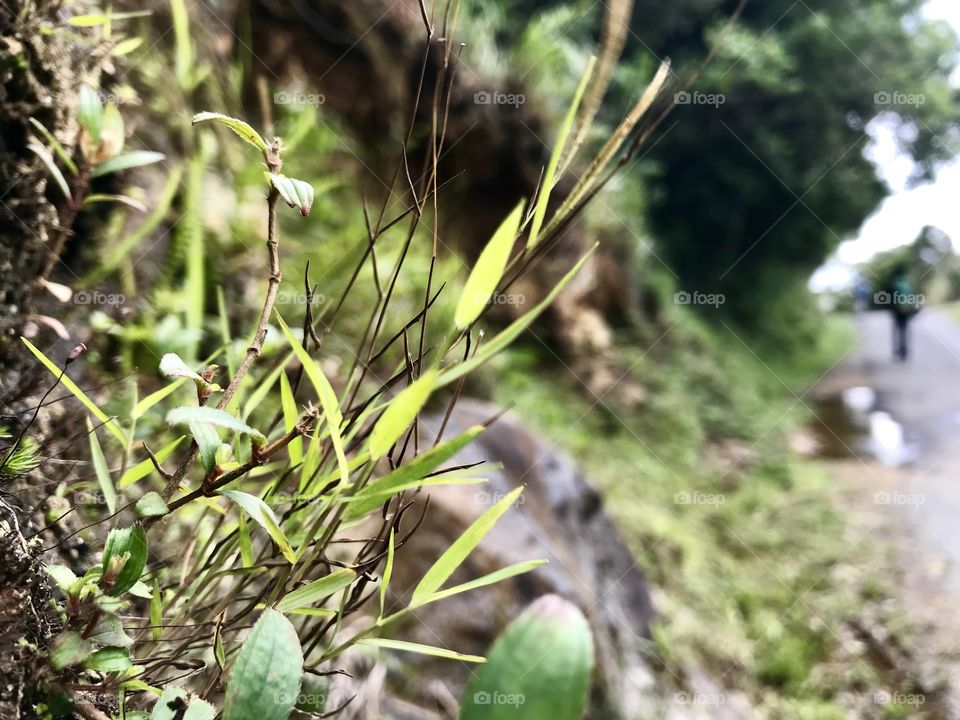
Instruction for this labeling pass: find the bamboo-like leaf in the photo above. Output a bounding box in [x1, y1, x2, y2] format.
[192, 112, 269, 153]
[28, 118, 78, 175]
[27, 142, 71, 200]
[150, 580, 163, 641]
[120, 437, 185, 488]
[221, 491, 296, 564]
[166, 406, 264, 440]
[276, 568, 356, 613]
[276, 315, 349, 488]
[416, 559, 547, 607]
[222, 610, 303, 720]
[22, 338, 127, 444]
[379, 528, 395, 618]
[84, 194, 148, 212]
[346, 425, 485, 520]
[410, 486, 524, 607]
[369, 369, 437, 460]
[240, 349, 293, 420]
[238, 512, 254, 567]
[78, 84, 103, 143]
[269, 173, 314, 216]
[131, 380, 188, 421]
[526, 56, 595, 249]
[454, 202, 525, 329]
[92, 151, 165, 178]
[111, 37, 143, 56]
[279, 371, 303, 465]
[438, 245, 596, 388]
[343, 473, 488, 521]
[357, 638, 485, 663]
[87, 418, 117, 514]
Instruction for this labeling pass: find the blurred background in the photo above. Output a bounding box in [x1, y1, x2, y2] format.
[4, 0, 960, 718]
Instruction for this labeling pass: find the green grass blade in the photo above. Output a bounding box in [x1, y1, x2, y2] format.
[276, 314, 349, 489]
[369, 369, 437, 460]
[86, 418, 117, 514]
[454, 202, 525, 330]
[438, 245, 596, 388]
[279, 371, 303, 465]
[410, 486, 523, 607]
[357, 638, 485, 663]
[276, 568, 356, 613]
[22, 338, 127, 445]
[527, 56, 596, 249]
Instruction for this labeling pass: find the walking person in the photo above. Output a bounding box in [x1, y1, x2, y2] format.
[883, 265, 921, 361]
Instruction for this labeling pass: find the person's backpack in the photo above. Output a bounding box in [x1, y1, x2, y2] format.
[891, 275, 918, 315]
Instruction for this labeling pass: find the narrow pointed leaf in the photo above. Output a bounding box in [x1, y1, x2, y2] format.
[527, 57, 595, 248]
[276, 568, 356, 612]
[369, 369, 437, 460]
[192, 112, 269, 153]
[86, 418, 117, 514]
[120, 437, 184, 488]
[92, 151, 165, 178]
[28, 118, 78, 174]
[28, 142, 71, 200]
[277, 314, 349, 488]
[357, 638, 485, 663]
[279, 371, 302, 465]
[455, 202, 525, 329]
[411, 486, 524, 607]
[438, 245, 596, 388]
[417, 559, 547, 606]
[22, 338, 127, 444]
[221, 491, 296, 563]
[131, 380, 188, 420]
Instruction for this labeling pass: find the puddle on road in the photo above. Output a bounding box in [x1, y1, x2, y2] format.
[811, 386, 916, 465]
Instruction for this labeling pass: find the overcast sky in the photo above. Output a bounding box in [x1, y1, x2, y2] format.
[810, 0, 960, 291]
